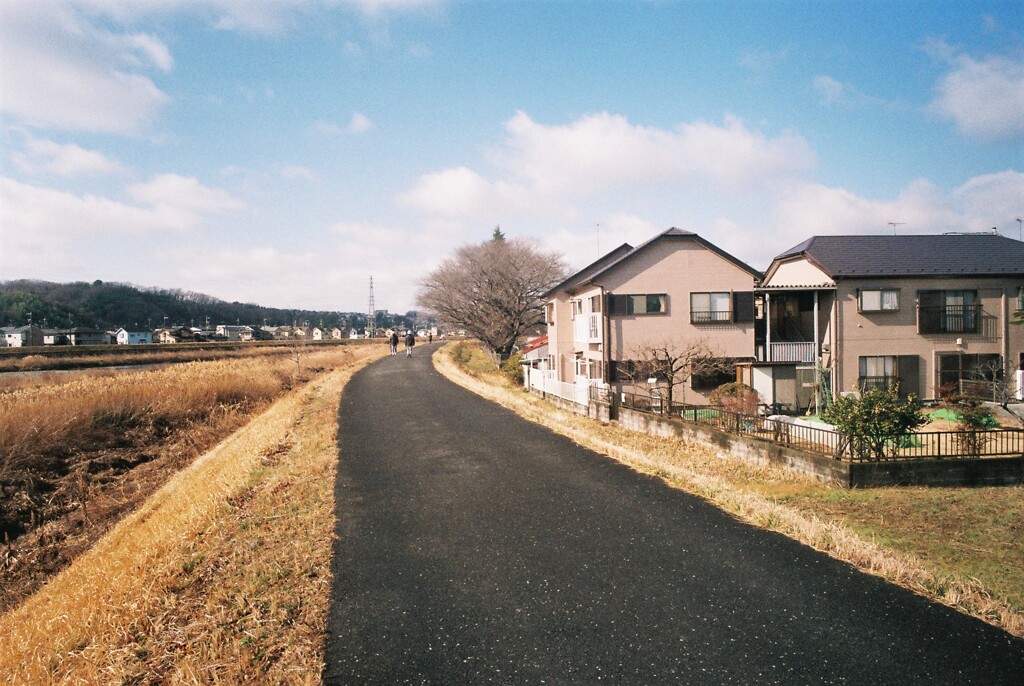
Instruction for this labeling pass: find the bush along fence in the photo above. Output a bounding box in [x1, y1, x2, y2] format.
[590, 385, 1024, 487]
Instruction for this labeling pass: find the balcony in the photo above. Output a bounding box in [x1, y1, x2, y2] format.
[770, 341, 815, 363]
[574, 313, 602, 344]
[918, 304, 980, 334]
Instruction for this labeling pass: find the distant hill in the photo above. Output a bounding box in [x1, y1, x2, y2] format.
[0, 280, 412, 332]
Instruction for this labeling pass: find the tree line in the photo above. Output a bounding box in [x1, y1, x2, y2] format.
[0, 280, 413, 332]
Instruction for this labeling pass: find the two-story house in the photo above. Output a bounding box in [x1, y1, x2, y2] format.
[544, 227, 762, 405]
[115, 328, 153, 345]
[753, 233, 1024, 409]
[4, 325, 45, 348]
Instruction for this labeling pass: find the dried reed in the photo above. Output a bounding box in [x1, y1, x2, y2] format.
[0, 344, 386, 683]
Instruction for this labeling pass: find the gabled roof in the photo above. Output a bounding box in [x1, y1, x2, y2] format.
[520, 335, 548, 354]
[544, 242, 634, 297]
[771, 233, 1024, 279]
[547, 227, 761, 297]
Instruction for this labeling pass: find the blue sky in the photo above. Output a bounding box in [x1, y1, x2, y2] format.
[1, 0, 1022, 313]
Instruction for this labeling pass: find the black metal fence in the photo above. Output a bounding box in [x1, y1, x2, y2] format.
[614, 388, 1024, 462]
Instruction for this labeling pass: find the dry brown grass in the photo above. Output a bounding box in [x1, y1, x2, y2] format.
[0, 343, 385, 684]
[433, 344, 1024, 639]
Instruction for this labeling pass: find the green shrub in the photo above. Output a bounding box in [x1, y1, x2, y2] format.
[501, 352, 524, 385]
[953, 395, 995, 457]
[822, 385, 926, 460]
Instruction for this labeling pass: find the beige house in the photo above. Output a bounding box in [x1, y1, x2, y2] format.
[543, 228, 762, 404]
[754, 233, 1024, 410]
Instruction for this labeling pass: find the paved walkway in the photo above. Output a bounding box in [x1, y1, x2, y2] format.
[324, 346, 1024, 684]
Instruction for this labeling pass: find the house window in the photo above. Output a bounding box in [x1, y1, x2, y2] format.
[691, 358, 735, 391]
[571, 300, 584, 317]
[918, 290, 979, 334]
[608, 293, 667, 315]
[590, 294, 602, 313]
[690, 292, 732, 323]
[859, 289, 899, 312]
[859, 355, 897, 391]
[937, 353, 1002, 391]
[545, 303, 554, 325]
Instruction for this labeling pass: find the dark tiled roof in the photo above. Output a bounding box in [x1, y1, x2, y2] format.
[776, 233, 1024, 277]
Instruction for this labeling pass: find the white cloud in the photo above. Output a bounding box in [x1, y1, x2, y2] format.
[11, 137, 127, 177]
[125, 33, 174, 71]
[75, 0, 442, 36]
[401, 111, 816, 220]
[281, 165, 316, 181]
[127, 174, 246, 215]
[736, 171, 1024, 266]
[952, 170, 1024, 227]
[1, 175, 244, 243]
[0, 1, 171, 134]
[314, 113, 374, 135]
[930, 52, 1024, 140]
[347, 112, 374, 133]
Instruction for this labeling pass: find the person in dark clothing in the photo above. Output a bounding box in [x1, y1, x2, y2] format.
[404, 331, 415, 357]
[389, 331, 399, 356]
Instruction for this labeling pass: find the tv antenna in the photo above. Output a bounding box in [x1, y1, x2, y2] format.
[1017, 217, 1022, 241]
[595, 223, 601, 257]
[887, 221, 905, 235]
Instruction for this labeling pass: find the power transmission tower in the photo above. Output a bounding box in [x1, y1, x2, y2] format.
[366, 276, 377, 338]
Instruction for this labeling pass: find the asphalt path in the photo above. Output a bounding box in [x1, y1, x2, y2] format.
[324, 344, 1024, 684]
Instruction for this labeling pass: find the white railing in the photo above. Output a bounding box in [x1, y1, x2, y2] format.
[526, 367, 594, 406]
[573, 313, 602, 344]
[770, 341, 815, 363]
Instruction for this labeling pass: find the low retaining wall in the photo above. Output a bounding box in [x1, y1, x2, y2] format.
[528, 388, 1024, 487]
[613, 406, 1024, 488]
[616, 406, 849, 485]
[849, 457, 1024, 487]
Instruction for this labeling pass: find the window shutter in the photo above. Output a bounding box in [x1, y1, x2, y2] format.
[897, 355, 920, 398]
[608, 294, 626, 315]
[732, 291, 755, 322]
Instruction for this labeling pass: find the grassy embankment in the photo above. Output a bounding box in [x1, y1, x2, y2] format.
[435, 342, 1024, 638]
[0, 343, 386, 683]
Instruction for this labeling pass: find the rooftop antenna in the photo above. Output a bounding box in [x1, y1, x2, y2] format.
[595, 223, 601, 258]
[1017, 218, 1022, 241]
[366, 276, 377, 338]
[887, 221, 905, 235]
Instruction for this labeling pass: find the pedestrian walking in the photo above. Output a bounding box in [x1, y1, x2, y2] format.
[404, 330, 415, 357]
[428, 332, 433, 343]
[389, 331, 399, 356]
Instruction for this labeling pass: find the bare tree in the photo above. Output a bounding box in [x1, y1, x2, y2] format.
[417, 233, 567, 360]
[972, 358, 1024, 426]
[620, 338, 734, 411]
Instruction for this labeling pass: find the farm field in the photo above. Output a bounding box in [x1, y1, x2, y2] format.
[0, 341, 387, 682]
[0, 342, 376, 611]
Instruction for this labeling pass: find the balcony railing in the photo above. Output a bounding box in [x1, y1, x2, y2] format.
[573, 313, 602, 344]
[918, 304, 980, 334]
[769, 341, 815, 363]
[859, 375, 896, 392]
[691, 310, 731, 324]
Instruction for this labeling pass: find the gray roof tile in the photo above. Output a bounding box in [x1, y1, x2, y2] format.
[776, 233, 1024, 277]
